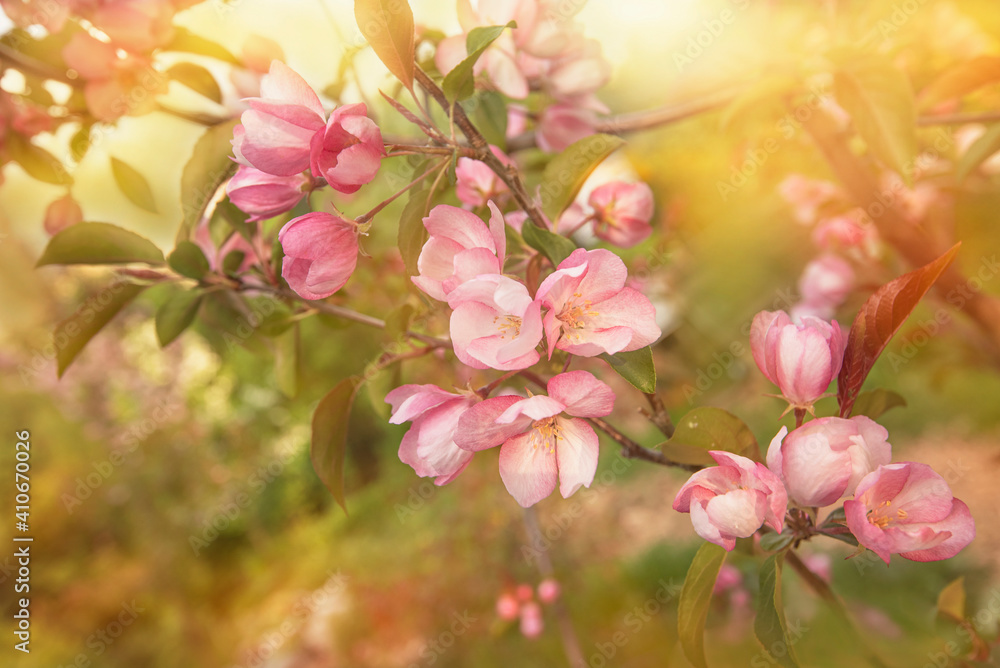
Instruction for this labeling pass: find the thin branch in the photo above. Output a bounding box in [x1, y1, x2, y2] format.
[917, 110, 1000, 126]
[0, 42, 78, 85]
[355, 160, 447, 224]
[522, 507, 587, 668]
[587, 416, 699, 472]
[641, 392, 674, 438]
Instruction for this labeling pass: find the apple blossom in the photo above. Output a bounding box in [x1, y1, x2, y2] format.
[447, 275, 542, 371]
[455, 370, 615, 507]
[226, 165, 308, 222]
[812, 213, 878, 254]
[536, 105, 596, 153]
[750, 310, 846, 410]
[520, 602, 544, 638]
[536, 248, 661, 357]
[766, 416, 891, 508]
[537, 578, 560, 604]
[412, 202, 507, 302]
[845, 462, 975, 563]
[778, 174, 841, 225]
[791, 254, 855, 321]
[234, 61, 326, 176]
[673, 451, 788, 551]
[588, 181, 654, 247]
[278, 212, 359, 300]
[62, 33, 165, 121]
[496, 593, 519, 621]
[43, 194, 83, 236]
[455, 146, 512, 208]
[309, 103, 384, 194]
[385, 384, 479, 485]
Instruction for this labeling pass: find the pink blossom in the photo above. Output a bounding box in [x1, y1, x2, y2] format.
[515, 584, 535, 602]
[798, 255, 854, 309]
[812, 214, 877, 254]
[309, 103, 383, 194]
[536, 248, 661, 357]
[767, 416, 891, 508]
[43, 194, 83, 236]
[231, 36, 286, 99]
[536, 105, 595, 153]
[845, 462, 975, 563]
[226, 165, 308, 222]
[412, 202, 507, 302]
[520, 602, 544, 639]
[93, 0, 174, 53]
[543, 39, 610, 100]
[62, 33, 165, 121]
[750, 310, 846, 410]
[455, 370, 615, 507]
[277, 212, 358, 300]
[672, 451, 788, 551]
[447, 275, 542, 370]
[537, 578, 560, 604]
[455, 146, 511, 208]
[235, 61, 326, 176]
[588, 181, 654, 247]
[496, 593, 519, 621]
[385, 384, 478, 485]
[778, 175, 841, 225]
[713, 564, 743, 594]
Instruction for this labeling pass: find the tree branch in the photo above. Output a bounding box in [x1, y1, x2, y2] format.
[587, 416, 699, 471]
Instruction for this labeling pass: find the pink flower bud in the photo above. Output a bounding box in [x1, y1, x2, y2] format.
[713, 564, 742, 594]
[750, 310, 846, 410]
[226, 166, 307, 222]
[519, 602, 544, 639]
[515, 584, 535, 603]
[278, 212, 358, 300]
[309, 103, 383, 194]
[845, 462, 975, 564]
[673, 451, 788, 551]
[797, 254, 854, 311]
[235, 62, 326, 176]
[43, 194, 83, 236]
[767, 416, 891, 508]
[812, 214, 877, 253]
[537, 578, 560, 604]
[496, 593, 520, 621]
[587, 181, 654, 248]
[385, 384, 478, 485]
[455, 146, 511, 208]
[536, 105, 595, 153]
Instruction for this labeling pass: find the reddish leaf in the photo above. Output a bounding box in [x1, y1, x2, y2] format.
[838, 244, 960, 417]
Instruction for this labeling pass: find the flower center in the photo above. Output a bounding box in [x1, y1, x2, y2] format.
[529, 417, 561, 453]
[556, 293, 599, 335]
[867, 499, 907, 528]
[493, 315, 523, 339]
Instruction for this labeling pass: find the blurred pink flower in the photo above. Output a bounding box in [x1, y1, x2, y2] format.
[92, 0, 175, 53]
[537, 578, 560, 604]
[536, 248, 661, 357]
[43, 193, 83, 236]
[226, 165, 308, 222]
[673, 451, 788, 551]
[309, 103, 383, 194]
[447, 275, 542, 371]
[520, 602, 544, 639]
[385, 385, 479, 485]
[845, 462, 975, 563]
[536, 104, 595, 153]
[412, 202, 506, 302]
[277, 212, 358, 300]
[791, 254, 855, 321]
[62, 33, 165, 121]
[767, 416, 891, 508]
[234, 61, 326, 176]
[588, 181, 654, 247]
[778, 175, 841, 225]
[812, 214, 878, 254]
[713, 564, 743, 594]
[455, 370, 614, 507]
[802, 553, 832, 583]
[750, 310, 846, 411]
[496, 593, 520, 621]
[455, 146, 511, 208]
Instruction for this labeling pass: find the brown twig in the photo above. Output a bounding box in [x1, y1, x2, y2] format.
[587, 416, 699, 471]
[641, 392, 675, 438]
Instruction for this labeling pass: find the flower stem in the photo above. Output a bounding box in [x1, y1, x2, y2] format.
[355, 160, 447, 225]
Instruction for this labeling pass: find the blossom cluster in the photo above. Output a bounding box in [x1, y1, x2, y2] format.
[671, 309, 975, 564]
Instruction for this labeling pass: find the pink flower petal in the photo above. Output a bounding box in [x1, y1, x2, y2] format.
[499, 432, 559, 507]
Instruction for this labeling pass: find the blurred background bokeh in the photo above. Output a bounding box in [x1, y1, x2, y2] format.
[2, 1, 1000, 666]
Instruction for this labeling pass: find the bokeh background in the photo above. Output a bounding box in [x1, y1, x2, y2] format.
[2, 1, 1000, 666]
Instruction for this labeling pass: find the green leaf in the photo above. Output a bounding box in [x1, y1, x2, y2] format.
[164, 27, 241, 64]
[754, 554, 800, 668]
[442, 22, 515, 102]
[677, 542, 727, 668]
[838, 243, 960, 417]
[956, 123, 1000, 182]
[6, 133, 72, 185]
[155, 287, 203, 347]
[598, 346, 656, 394]
[539, 134, 624, 221]
[384, 303, 416, 341]
[848, 388, 907, 420]
[178, 118, 241, 241]
[168, 62, 223, 104]
[936, 576, 966, 623]
[222, 250, 246, 275]
[355, 0, 415, 90]
[54, 282, 146, 377]
[168, 241, 211, 280]
[311, 377, 362, 512]
[110, 157, 158, 213]
[398, 187, 430, 275]
[919, 56, 1000, 110]
[274, 324, 300, 398]
[834, 56, 917, 179]
[759, 531, 794, 553]
[521, 222, 578, 267]
[37, 222, 165, 266]
[467, 91, 509, 148]
[70, 124, 93, 162]
[656, 407, 760, 467]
